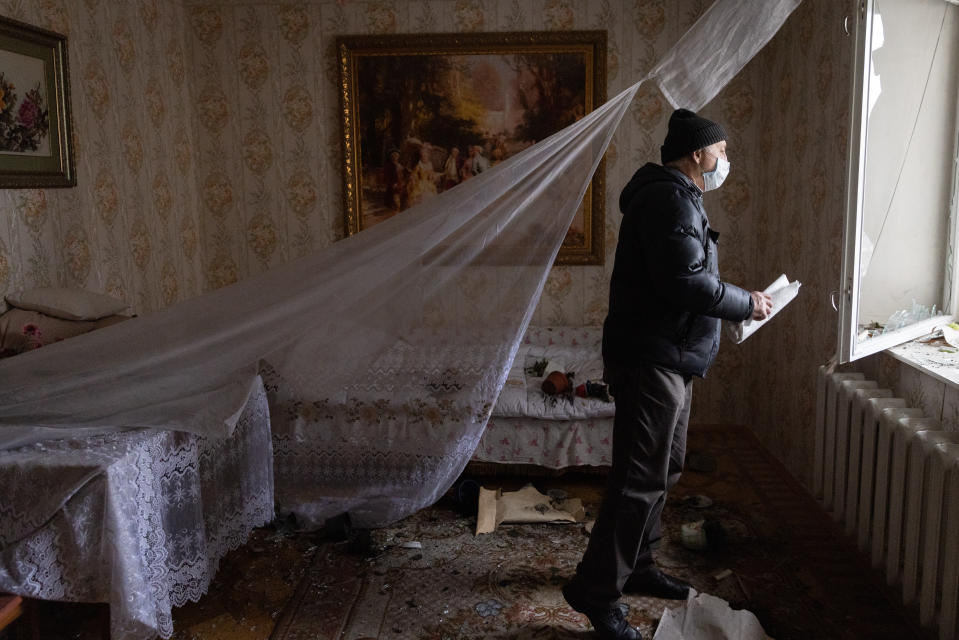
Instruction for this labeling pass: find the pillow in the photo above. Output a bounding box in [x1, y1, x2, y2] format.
[5, 287, 128, 321]
[0, 308, 98, 355]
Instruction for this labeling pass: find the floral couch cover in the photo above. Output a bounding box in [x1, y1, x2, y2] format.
[473, 326, 616, 468]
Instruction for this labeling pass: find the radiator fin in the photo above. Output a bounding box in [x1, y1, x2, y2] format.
[816, 366, 959, 640]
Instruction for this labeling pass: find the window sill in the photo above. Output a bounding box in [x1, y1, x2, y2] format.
[887, 339, 959, 390]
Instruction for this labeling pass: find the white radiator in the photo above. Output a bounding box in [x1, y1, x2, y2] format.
[816, 366, 959, 640]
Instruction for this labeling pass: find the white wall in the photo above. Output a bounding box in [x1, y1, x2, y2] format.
[858, 0, 959, 323]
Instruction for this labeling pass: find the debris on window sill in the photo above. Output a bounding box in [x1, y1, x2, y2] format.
[887, 327, 959, 389]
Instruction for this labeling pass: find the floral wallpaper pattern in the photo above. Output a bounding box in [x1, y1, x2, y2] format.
[856, 352, 959, 434]
[0, 0, 876, 490]
[0, 0, 204, 313]
[744, 0, 857, 486]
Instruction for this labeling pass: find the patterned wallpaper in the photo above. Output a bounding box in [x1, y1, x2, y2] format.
[184, 2, 331, 290]
[743, 0, 856, 486]
[840, 0, 959, 452]
[179, 0, 729, 298]
[177, 0, 760, 419]
[0, 0, 204, 314]
[0, 0, 871, 488]
[856, 352, 959, 433]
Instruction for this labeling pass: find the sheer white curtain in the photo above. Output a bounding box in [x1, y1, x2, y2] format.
[651, 0, 802, 111]
[0, 0, 801, 527]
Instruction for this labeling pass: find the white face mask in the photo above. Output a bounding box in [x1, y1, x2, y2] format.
[702, 153, 730, 191]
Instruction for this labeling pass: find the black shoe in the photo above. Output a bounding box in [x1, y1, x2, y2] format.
[562, 582, 643, 640]
[622, 566, 691, 600]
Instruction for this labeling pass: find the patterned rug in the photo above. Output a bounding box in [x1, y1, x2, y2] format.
[267, 425, 923, 640]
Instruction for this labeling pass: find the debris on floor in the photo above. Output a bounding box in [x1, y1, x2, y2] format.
[679, 518, 727, 551]
[475, 484, 586, 535]
[681, 520, 709, 550]
[652, 590, 771, 640]
[680, 494, 713, 509]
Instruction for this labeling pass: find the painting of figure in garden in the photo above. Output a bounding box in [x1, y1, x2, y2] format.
[351, 46, 596, 258]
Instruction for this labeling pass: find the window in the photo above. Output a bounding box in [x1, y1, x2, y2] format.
[838, 0, 959, 363]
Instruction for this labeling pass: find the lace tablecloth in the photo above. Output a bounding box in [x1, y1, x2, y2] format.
[0, 377, 274, 640]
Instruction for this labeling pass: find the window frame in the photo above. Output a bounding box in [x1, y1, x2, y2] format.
[838, 0, 959, 364]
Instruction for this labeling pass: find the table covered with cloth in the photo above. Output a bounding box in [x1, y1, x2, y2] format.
[0, 376, 274, 640]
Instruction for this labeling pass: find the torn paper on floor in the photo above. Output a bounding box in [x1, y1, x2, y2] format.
[653, 590, 772, 640]
[475, 484, 586, 535]
[726, 274, 800, 344]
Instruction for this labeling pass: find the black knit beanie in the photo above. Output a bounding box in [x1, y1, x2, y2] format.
[660, 108, 727, 164]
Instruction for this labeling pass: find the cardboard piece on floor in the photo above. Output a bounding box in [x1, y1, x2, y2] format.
[475, 484, 586, 535]
[653, 590, 771, 640]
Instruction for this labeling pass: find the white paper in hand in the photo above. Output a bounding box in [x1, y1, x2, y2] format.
[727, 274, 800, 344]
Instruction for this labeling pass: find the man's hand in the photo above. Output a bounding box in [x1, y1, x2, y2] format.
[750, 291, 773, 320]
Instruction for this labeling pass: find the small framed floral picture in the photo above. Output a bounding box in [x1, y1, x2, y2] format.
[0, 15, 75, 188]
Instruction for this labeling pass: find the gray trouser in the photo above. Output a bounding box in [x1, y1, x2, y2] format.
[569, 362, 692, 608]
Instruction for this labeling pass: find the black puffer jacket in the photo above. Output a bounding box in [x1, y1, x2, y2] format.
[602, 163, 753, 378]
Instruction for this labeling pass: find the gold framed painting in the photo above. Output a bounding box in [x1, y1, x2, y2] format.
[337, 31, 606, 265]
[0, 16, 75, 188]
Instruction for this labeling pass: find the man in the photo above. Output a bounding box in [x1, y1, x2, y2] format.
[562, 108, 773, 640]
[442, 146, 461, 191]
[383, 148, 406, 212]
[470, 144, 490, 175]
